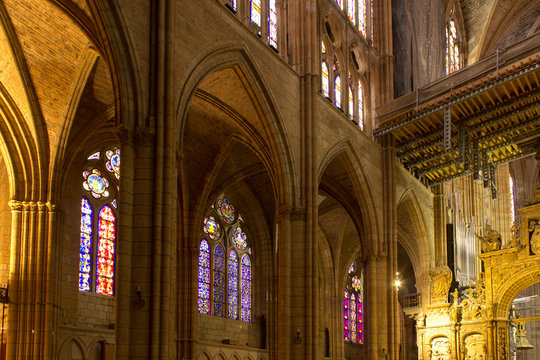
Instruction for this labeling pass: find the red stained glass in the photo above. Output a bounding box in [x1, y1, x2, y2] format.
[97, 206, 116, 295]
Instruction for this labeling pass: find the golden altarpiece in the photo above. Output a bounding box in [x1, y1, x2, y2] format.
[415, 185, 540, 360]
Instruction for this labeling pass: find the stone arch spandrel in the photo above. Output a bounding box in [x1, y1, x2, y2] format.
[176, 45, 296, 207]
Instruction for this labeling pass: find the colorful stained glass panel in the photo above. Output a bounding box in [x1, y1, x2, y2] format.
[228, 250, 239, 320]
[213, 244, 225, 317]
[322, 61, 329, 97]
[203, 216, 221, 240]
[358, 0, 366, 37]
[358, 81, 364, 130]
[83, 169, 110, 199]
[198, 239, 211, 314]
[106, 149, 120, 179]
[344, 290, 349, 340]
[251, 0, 261, 27]
[96, 206, 115, 295]
[79, 198, 93, 292]
[269, 0, 278, 49]
[241, 254, 251, 322]
[232, 227, 247, 250]
[216, 198, 235, 224]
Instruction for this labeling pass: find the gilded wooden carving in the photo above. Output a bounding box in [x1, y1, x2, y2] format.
[475, 225, 501, 253]
[430, 337, 451, 360]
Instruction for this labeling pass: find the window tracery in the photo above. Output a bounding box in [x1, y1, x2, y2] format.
[78, 148, 120, 296]
[198, 197, 252, 322]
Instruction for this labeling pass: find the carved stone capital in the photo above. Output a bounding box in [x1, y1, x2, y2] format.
[8, 200, 23, 211]
[46, 202, 57, 212]
[290, 207, 306, 221]
[37, 201, 47, 212]
[278, 205, 292, 218]
[114, 124, 131, 145]
[134, 126, 156, 146]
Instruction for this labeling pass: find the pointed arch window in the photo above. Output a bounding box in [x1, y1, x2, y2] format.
[344, 261, 364, 343]
[446, 18, 461, 74]
[348, 81, 354, 121]
[197, 197, 252, 322]
[322, 42, 330, 98]
[335, 75, 342, 109]
[78, 148, 120, 296]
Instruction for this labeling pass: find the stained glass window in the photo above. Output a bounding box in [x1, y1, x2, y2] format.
[358, 81, 364, 130]
[96, 206, 116, 295]
[251, 0, 261, 27]
[269, 0, 278, 49]
[197, 196, 252, 322]
[344, 261, 364, 344]
[509, 175, 515, 223]
[322, 61, 329, 98]
[79, 148, 119, 296]
[241, 254, 251, 322]
[213, 244, 225, 317]
[344, 290, 350, 340]
[446, 18, 461, 74]
[105, 149, 120, 179]
[358, 0, 367, 37]
[79, 197, 93, 292]
[227, 250, 239, 320]
[198, 239, 211, 314]
[348, 0, 356, 23]
[335, 0, 343, 10]
[335, 75, 342, 108]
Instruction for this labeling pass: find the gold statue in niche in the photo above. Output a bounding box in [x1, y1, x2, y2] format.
[463, 334, 486, 360]
[475, 225, 501, 253]
[528, 219, 540, 254]
[430, 337, 451, 360]
[430, 266, 453, 299]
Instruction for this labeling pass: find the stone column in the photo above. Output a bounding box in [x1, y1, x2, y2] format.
[7, 200, 54, 360]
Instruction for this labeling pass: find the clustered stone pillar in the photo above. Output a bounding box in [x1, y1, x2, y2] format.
[7, 200, 56, 360]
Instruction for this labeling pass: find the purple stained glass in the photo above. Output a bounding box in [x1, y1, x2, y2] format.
[241, 254, 251, 322]
[228, 250, 239, 320]
[358, 300, 364, 343]
[344, 290, 349, 340]
[350, 293, 357, 342]
[213, 244, 225, 316]
[198, 239, 211, 314]
[79, 198, 93, 292]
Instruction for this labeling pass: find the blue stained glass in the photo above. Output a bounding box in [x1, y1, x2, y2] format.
[79, 198, 93, 292]
[198, 240, 210, 314]
[241, 254, 251, 322]
[213, 244, 225, 316]
[228, 250, 239, 320]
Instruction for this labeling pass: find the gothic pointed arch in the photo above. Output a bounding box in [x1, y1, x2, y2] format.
[318, 141, 381, 254]
[176, 45, 296, 207]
